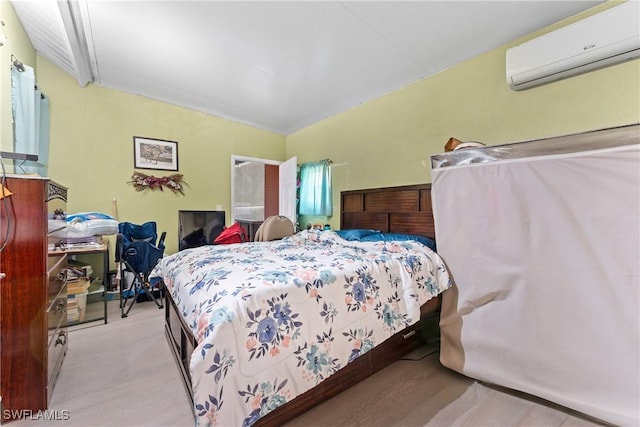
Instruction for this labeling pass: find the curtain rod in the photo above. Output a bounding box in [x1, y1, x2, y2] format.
[323, 159, 349, 167]
[11, 54, 25, 72]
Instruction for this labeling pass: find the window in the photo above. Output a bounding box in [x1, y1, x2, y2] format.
[299, 160, 332, 216]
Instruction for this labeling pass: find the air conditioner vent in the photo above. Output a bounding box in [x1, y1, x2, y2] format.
[506, 1, 640, 90]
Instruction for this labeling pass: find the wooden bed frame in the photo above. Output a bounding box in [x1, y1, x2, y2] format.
[164, 183, 440, 426]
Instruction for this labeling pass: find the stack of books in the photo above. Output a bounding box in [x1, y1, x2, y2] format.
[67, 261, 93, 282]
[67, 280, 89, 323]
[67, 298, 80, 322]
[67, 260, 92, 322]
[68, 278, 90, 295]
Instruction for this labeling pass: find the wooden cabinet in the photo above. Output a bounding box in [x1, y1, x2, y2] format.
[0, 176, 68, 422]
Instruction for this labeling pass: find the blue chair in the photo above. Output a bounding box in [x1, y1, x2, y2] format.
[116, 221, 166, 317]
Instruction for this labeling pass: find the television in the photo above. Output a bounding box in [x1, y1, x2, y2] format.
[178, 210, 225, 251]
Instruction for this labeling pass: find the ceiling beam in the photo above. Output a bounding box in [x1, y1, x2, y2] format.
[56, 0, 94, 87]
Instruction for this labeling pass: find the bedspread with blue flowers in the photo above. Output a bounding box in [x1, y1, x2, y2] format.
[151, 230, 451, 426]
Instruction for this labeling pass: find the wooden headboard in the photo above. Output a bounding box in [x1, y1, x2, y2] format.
[340, 183, 435, 239]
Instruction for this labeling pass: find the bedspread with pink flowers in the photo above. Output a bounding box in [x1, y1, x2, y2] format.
[151, 229, 451, 426]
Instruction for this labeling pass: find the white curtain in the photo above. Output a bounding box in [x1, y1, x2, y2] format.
[11, 64, 49, 176]
[433, 140, 640, 426]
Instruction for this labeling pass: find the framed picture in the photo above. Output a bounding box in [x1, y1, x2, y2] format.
[133, 136, 179, 171]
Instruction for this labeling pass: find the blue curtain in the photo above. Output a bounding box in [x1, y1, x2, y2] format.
[11, 64, 49, 176]
[299, 160, 332, 216]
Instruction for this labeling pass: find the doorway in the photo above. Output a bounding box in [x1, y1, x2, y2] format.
[230, 155, 297, 228]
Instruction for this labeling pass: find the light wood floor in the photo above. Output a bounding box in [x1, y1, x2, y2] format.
[12, 300, 607, 427]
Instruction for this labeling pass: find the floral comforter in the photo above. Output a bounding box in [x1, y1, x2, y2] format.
[151, 230, 451, 426]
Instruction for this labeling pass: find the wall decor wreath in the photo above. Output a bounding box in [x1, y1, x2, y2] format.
[128, 171, 187, 195]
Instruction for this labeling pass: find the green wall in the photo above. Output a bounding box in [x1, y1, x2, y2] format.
[38, 58, 286, 254]
[288, 1, 640, 230]
[0, 1, 36, 154]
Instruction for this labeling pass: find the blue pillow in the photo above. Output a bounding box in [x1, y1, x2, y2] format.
[335, 229, 381, 241]
[361, 233, 437, 252]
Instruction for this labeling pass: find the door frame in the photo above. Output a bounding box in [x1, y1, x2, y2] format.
[230, 155, 282, 223]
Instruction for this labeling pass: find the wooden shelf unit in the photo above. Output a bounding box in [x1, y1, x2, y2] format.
[0, 176, 68, 422]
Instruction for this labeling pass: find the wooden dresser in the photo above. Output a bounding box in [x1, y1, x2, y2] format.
[0, 176, 68, 422]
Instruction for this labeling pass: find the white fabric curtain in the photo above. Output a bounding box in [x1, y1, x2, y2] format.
[433, 141, 640, 426]
[11, 64, 49, 176]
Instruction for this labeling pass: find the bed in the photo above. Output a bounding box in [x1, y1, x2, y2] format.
[154, 183, 451, 426]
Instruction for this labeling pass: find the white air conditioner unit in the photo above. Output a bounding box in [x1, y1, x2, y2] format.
[506, 1, 640, 90]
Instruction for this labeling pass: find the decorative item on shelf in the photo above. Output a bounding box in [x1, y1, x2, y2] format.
[444, 137, 486, 152]
[127, 171, 187, 195]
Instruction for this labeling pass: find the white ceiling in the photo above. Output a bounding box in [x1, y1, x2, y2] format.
[12, 0, 604, 135]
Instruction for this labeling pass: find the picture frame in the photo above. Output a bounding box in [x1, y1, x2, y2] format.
[133, 136, 179, 171]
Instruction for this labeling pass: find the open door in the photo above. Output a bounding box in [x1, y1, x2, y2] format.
[231, 155, 297, 232]
[278, 156, 297, 230]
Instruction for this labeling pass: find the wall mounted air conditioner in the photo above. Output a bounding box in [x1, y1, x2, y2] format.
[506, 1, 640, 90]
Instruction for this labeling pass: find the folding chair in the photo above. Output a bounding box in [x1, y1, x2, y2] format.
[254, 216, 294, 241]
[116, 221, 166, 318]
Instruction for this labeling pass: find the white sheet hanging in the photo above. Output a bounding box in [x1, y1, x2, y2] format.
[431, 125, 640, 426]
